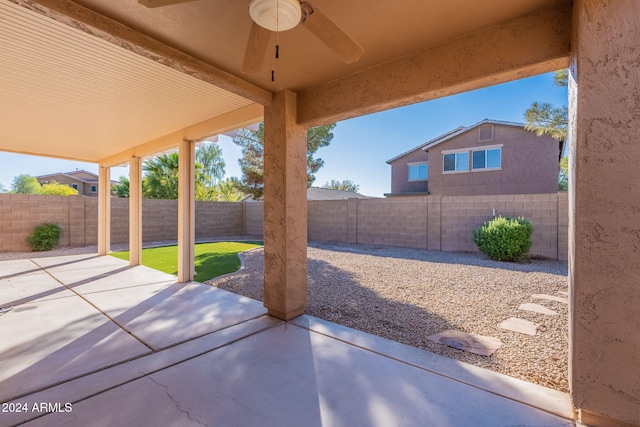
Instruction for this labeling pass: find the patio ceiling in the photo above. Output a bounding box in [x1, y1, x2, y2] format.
[0, 0, 571, 165]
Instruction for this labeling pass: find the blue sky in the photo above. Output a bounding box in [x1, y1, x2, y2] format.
[0, 72, 567, 197]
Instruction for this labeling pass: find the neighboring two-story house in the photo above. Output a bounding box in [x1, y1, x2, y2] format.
[36, 169, 104, 196]
[385, 119, 562, 197]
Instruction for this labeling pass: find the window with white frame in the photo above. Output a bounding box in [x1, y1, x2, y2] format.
[91, 185, 97, 192]
[472, 147, 502, 170]
[408, 162, 428, 181]
[443, 151, 469, 172]
[71, 184, 78, 190]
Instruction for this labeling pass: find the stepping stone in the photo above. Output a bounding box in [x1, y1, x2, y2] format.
[427, 330, 503, 356]
[497, 317, 537, 336]
[518, 303, 559, 316]
[532, 294, 569, 304]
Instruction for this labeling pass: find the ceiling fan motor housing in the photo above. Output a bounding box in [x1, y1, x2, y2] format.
[249, 0, 302, 32]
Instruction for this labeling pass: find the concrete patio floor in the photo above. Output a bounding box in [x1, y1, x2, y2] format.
[0, 254, 575, 426]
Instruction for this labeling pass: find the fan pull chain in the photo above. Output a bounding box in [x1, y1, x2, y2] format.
[271, 0, 279, 82]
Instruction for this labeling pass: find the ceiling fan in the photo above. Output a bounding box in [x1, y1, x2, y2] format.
[138, 0, 364, 74]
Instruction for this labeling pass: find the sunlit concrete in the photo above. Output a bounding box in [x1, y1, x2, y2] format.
[0, 255, 574, 426]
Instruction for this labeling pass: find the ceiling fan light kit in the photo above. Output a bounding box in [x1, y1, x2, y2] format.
[138, 0, 364, 75]
[249, 0, 302, 32]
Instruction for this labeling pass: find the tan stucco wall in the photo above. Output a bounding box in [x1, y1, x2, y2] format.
[389, 150, 429, 194]
[38, 175, 97, 196]
[569, 1, 640, 425]
[426, 125, 559, 196]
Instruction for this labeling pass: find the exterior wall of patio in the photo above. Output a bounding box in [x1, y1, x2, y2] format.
[569, 1, 640, 425]
[0, 193, 568, 260]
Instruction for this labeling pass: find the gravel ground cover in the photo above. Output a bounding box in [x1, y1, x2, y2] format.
[209, 242, 569, 392]
[1, 240, 569, 392]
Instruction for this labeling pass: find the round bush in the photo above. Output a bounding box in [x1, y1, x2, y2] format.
[472, 216, 533, 261]
[27, 223, 62, 252]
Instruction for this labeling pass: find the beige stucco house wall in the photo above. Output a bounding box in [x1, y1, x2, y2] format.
[36, 170, 101, 196]
[387, 120, 561, 196]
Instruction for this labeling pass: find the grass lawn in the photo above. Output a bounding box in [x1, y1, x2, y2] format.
[110, 241, 263, 282]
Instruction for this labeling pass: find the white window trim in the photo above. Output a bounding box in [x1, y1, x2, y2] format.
[471, 144, 503, 172]
[442, 144, 503, 174]
[407, 162, 428, 181]
[442, 150, 469, 174]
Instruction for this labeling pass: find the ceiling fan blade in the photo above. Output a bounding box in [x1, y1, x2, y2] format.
[300, 2, 364, 64]
[242, 21, 274, 74]
[138, 0, 198, 8]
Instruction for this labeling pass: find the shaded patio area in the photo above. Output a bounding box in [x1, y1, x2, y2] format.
[1, 254, 573, 426]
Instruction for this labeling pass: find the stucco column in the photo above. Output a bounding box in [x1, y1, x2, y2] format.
[263, 90, 308, 320]
[129, 156, 143, 266]
[97, 165, 111, 255]
[569, 1, 640, 426]
[178, 139, 195, 283]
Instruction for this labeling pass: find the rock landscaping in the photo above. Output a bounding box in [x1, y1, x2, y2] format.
[209, 242, 569, 392]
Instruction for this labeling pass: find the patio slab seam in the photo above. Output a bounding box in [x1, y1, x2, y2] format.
[30, 258, 155, 352]
[1, 315, 283, 426]
[289, 314, 575, 421]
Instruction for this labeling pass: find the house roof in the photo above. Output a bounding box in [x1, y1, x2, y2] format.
[36, 170, 99, 183]
[421, 119, 525, 152]
[36, 170, 120, 185]
[307, 187, 372, 201]
[386, 127, 465, 164]
[386, 119, 526, 164]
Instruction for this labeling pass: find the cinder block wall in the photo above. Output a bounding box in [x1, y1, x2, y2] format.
[142, 199, 178, 242]
[195, 201, 244, 238]
[0, 194, 568, 260]
[440, 194, 559, 258]
[557, 192, 568, 261]
[1, 195, 248, 251]
[308, 200, 348, 242]
[356, 198, 428, 249]
[244, 202, 264, 236]
[245, 194, 567, 259]
[0, 194, 73, 252]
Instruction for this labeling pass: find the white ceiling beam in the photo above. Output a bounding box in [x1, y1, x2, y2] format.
[100, 103, 264, 167]
[296, 4, 572, 128]
[9, 0, 273, 106]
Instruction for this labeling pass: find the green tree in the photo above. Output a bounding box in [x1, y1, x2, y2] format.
[112, 176, 131, 198]
[524, 69, 568, 191]
[196, 143, 225, 187]
[322, 179, 360, 192]
[142, 153, 209, 200]
[215, 178, 245, 202]
[524, 69, 568, 143]
[143, 153, 181, 199]
[0, 182, 7, 193]
[558, 156, 568, 192]
[40, 181, 79, 196]
[233, 123, 336, 199]
[11, 174, 41, 194]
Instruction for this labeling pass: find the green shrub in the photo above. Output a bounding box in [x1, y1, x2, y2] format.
[472, 216, 533, 261]
[27, 223, 62, 252]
